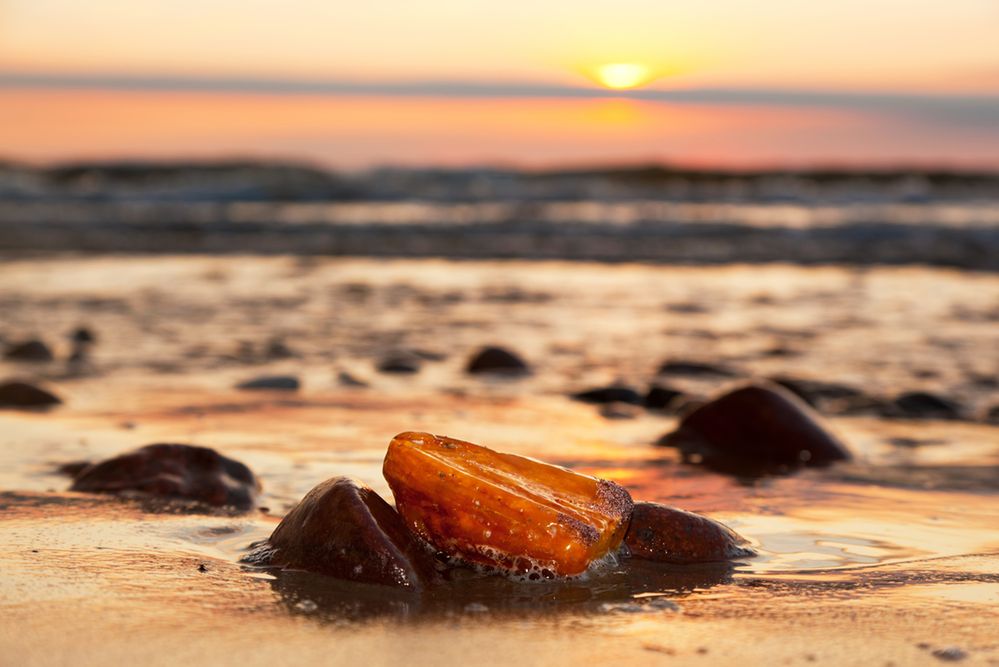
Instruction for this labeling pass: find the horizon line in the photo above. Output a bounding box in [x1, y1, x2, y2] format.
[1, 70, 997, 115]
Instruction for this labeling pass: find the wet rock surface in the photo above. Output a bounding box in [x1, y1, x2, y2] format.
[235, 375, 300, 391]
[70, 443, 260, 510]
[624, 502, 755, 564]
[658, 383, 852, 471]
[465, 346, 529, 375]
[0, 380, 62, 408]
[4, 339, 54, 362]
[243, 476, 437, 588]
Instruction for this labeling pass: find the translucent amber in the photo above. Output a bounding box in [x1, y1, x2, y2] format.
[383, 431, 633, 577]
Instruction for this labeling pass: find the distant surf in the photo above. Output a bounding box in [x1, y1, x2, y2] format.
[2, 161, 997, 269]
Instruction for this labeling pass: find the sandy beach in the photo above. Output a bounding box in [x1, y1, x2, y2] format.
[1, 255, 997, 665]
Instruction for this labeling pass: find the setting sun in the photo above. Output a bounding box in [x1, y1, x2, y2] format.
[595, 63, 652, 90]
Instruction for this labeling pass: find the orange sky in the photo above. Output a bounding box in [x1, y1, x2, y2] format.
[3, 0, 998, 92]
[2, 90, 994, 168]
[1, 0, 997, 167]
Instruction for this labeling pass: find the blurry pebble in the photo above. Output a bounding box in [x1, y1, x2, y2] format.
[4, 340, 54, 362]
[236, 375, 300, 391]
[465, 346, 529, 375]
[0, 380, 62, 408]
[931, 647, 967, 662]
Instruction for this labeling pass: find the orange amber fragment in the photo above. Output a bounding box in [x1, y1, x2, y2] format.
[383, 431, 633, 577]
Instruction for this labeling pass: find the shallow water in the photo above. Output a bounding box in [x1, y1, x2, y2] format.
[1, 256, 997, 665]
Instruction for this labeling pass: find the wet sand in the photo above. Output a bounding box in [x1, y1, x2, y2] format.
[1, 256, 997, 665]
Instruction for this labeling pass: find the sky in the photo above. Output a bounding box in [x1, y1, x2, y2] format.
[1, 0, 997, 168]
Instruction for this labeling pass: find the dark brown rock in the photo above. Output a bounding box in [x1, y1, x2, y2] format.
[71, 443, 259, 510]
[571, 386, 643, 405]
[236, 375, 300, 391]
[889, 391, 963, 420]
[658, 382, 851, 469]
[625, 502, 755, 564]
[0, 381, 62, 408]
[243, 477, 436, 588]
[466, 346, 529, 375]
[643, 385, 685, 411]
[4, 340, 54, 362]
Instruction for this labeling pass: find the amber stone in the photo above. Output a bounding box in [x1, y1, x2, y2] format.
[383, 431, 633, 577]
[624, 502, 755, 564]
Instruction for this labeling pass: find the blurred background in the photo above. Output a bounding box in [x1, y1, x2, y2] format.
[0, 0, 997, 264]
[1, 0, 998, 167]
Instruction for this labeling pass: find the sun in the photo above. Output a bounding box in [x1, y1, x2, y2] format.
[594, 63, 652, 90]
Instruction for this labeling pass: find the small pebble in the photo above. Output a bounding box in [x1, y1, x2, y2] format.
[931, 647, 968, 662]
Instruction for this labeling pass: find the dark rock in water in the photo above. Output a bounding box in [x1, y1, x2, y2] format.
[890, 391, 963, 420]
[599, 402, 643, 420]
[0, 381, 62, 408]
[70, 327, 96, 344]
[624, 502, 755, 564]
[236, 375, 300, 391]
[377, 353, 421, 374]
[644, 385, 685, 411]
[465, 346, 529, 375]
[337, 371, 369, 387]
[571, 386, 643, 405]
[658, 383, 851, 470]
[656, 360, 737, 378]
[985, 405, 999, 424]
[4, 340, 54, 362]
[243, 476, 436, 588]
[71, 443, 260, 510]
